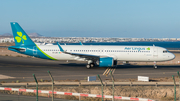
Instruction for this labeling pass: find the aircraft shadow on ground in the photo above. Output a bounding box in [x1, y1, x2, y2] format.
[59, 63, 180, 69]
[59, 63, 86, 67]
[93, 65, 180, 69]
[113, 65, 180, 69]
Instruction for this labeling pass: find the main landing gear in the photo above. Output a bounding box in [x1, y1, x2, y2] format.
[86, 64, 91, 69]
[154, 61, 157, 69]
[86, 63, 95, 69]
[86, 61, 95, 69]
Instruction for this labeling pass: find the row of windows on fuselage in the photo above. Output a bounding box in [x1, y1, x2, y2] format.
[43, 49, 150, 53]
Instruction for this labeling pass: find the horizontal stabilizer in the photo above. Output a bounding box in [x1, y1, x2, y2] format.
[8, 46, 26, 52]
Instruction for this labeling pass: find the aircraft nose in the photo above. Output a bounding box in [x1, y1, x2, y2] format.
[169, 53, 175, 60]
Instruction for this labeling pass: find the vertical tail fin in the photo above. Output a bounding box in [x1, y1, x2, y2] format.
[10, 22, 35, 46]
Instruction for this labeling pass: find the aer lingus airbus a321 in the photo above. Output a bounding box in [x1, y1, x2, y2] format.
[8, 22, 175, 69]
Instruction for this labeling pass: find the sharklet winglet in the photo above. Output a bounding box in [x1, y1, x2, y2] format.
[79, 41, 83, 45]
[57, 42, 64, 52]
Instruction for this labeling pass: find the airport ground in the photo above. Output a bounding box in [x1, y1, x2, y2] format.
[0, 92, 79, 101]
[0, 44, 180, 101]
[0, 47, 180, 82]
[0, 84, 178, 101]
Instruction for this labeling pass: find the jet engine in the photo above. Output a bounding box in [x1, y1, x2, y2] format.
[99, 57, 117, 67]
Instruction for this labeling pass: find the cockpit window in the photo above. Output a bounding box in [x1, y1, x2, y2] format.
[163, 50, 168, 53]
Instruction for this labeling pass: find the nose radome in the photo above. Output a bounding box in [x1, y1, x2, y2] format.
[171, 53, 175, 60]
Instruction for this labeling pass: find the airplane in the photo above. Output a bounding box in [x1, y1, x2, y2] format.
[8, 22, 175, 69]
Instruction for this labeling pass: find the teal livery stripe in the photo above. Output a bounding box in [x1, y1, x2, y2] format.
[36, 45, 57, 60]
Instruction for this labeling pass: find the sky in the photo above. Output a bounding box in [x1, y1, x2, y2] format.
[0, 0, 180, 38]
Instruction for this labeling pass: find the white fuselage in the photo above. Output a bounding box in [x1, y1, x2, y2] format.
[37, 45, 175, 62]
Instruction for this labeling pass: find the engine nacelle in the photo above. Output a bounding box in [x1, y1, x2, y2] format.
[99, 57, 114, 67]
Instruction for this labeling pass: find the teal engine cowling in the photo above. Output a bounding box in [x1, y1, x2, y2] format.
[99, 57, 117, 67]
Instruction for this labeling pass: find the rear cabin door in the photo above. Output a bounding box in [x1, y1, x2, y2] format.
[33, 46, 37, 55]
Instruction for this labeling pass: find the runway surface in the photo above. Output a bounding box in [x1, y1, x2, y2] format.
[0, 56, 180, 82]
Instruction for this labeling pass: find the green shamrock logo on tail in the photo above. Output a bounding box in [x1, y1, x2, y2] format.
[15, 32, 27, 43]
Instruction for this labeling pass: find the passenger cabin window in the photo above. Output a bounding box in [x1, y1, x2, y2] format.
[163, 50, 168, 53]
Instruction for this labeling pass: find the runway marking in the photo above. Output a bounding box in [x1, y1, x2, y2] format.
[0, 74, 15, 79]
[103, 67, 116, 76]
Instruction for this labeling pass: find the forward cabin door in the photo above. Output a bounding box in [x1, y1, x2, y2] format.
[153, 47, 158, 58]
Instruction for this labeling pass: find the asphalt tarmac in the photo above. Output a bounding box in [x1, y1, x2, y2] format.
[0, 56, 180, 82]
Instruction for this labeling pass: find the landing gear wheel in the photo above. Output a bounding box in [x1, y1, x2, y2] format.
[90, 63, 94, 68]
[153, 61, 157, 69]
[154, 65, 157, 69]
[86, 64, 91, 69]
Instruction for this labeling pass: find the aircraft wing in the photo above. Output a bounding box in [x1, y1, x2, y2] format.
[66, 52, 100, 61]
[57, 43, 106, 61]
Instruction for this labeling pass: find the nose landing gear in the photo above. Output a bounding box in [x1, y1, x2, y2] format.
[154, 61, 157, 69]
